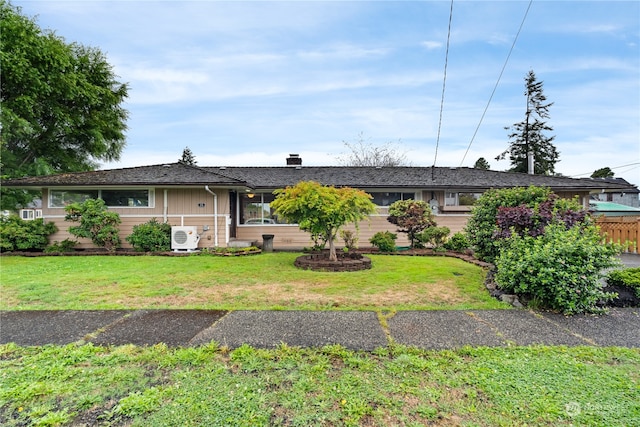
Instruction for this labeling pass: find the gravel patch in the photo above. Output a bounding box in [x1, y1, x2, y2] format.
[388, 310, 506, 349]
[90, 309, 227, 347]
[193, 310, 387, 350]
[472, 310, 590, 346]
[0, 310, 128, 346]
[541, 307, 640, 348]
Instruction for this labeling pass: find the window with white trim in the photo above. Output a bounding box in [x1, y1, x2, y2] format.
[368, 192, 415, 207]
[49, 189, 154, 208]
[445, 192, 482, 206]
[101, 189, 151, 207]
[240, 192, 289, 225]
[49, 190, 98, 207]
[20, 209, 42, 220]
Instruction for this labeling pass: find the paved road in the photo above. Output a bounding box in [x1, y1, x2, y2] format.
[1, 308, 638, 349]
[620, 253, 640, 268]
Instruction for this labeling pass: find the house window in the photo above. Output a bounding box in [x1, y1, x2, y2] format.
[49, 189, 154, 208]
[240, 192, 287, 225]
[445, 192, 482, 206]
[20, 209, 42, 220]
[368, 192, 415, 207]
[49, 190, 99, 207]
[101, 189, 151, 207]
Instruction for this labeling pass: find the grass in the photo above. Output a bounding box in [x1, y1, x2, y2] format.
[3, 253, 637, 426]
[0, 343, 638, 426]
[0, 253, 504, 311]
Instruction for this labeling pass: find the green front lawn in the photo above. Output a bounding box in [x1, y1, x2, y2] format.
[1, 343, 638, 426]
[2, 253, 638, 426]
[0, 253, 504, 311]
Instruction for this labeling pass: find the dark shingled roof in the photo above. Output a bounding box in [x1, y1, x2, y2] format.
[206, 165, 633, 191]
[3, 162, 635, 192]
[3, 163, 245, 188]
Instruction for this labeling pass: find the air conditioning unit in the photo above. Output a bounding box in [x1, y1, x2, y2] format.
[171, 226, 200, 251]
[19, 209, 42, 221]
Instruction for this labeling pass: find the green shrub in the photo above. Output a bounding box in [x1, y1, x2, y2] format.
[126, 218, 171, 252]
[607, 267, 640, 297]
[339, 229, 359, 250]
[419, 226, 450, 250]
[45, 239, 78, 253]
[64, 199, 121, 252]
[0, 216, 58, 252]
[202, 246, 261, 255]
[369, 231, 397, 252]
[465, 186, 552, 262]
[495, 223, 620, 314]
[387, 199, 435, 248]
[443, 232, 470, 252]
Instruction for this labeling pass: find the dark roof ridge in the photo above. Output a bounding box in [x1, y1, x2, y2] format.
[3, 162, 635, 191]
[3, 161, 248, 187]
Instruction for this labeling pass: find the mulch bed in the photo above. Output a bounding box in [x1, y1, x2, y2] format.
[294, 252, 372, 272]
[0, 248, 261, 257]
[357, 247, 493, 268]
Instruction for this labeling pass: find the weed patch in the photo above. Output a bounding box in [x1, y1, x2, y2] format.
[1, 343, 638, 426]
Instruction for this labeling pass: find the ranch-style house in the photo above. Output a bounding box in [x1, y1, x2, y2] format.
[4, 154, 637, 250]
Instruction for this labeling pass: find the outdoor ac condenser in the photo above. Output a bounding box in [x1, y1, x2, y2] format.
[171, 226, 200, 251]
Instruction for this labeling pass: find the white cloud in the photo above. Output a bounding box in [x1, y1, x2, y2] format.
[297, 44, 390, 61]
[421, 41, 442, 50]
[12, 0, 640, 188]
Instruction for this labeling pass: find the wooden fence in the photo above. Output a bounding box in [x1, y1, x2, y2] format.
[596, 216, 640, 254]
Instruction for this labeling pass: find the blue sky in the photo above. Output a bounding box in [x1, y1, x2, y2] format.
[14, 0, 640, 185]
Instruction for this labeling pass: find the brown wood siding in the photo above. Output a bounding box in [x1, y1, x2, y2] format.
[35, 188, 593, 250]
[166, 188, 229, 216]
[41, 188, 232, 249]
[236, 213, 472, 249]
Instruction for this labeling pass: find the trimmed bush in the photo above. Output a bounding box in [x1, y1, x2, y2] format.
[466, 187, 588, 262]
[369, 231, 397, 252]
[494, 195, 588, 240]
[387, 199, 435, 248]
[495, 223, 619, 314]
[64, 199, 121, 252]
[0, 216, 57, 252]
[339, 229, 359, 251]
[444, 232, 470, 252]
[45, 239, 78, 253]
[418, 226, 450, 250]
[465, 186, 552, 262]
[126, 218, 171, 252]
[607, 267, 640, 298]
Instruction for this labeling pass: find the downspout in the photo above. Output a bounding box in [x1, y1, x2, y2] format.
[204, 186, 219, 247]
[163, 190, 168, 223]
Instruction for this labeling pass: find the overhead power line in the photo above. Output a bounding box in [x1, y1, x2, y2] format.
[433, 0, 454, 170]
[571, 162, 640, 178]
[459, 0, 534, 167]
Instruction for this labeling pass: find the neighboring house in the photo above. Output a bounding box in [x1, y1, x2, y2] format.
[3, 154, 636, 250]
[589, 177, 640, 208]
[589, 200, 640, 217]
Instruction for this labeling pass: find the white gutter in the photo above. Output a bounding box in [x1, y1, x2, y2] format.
[204, 186, 219, 247]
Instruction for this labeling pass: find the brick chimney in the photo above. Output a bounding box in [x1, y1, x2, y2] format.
[286, 154, 302, 166]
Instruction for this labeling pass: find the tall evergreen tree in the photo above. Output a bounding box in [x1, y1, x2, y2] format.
[497, 70, 558, 175]
[474, 157, 490, 170]
[179, 147, 197, 165]
[591, 167, 614, 178]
